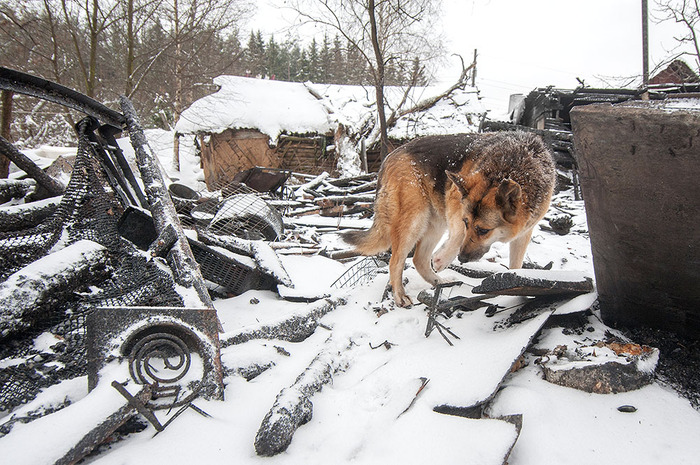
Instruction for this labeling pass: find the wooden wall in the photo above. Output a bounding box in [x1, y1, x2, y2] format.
[199, 129, 337, 189]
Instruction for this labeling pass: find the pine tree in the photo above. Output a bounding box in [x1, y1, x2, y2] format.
[319, 35, 332, 83]
[266, 35, 284, 79]
[331, 35, 345, 84]
[306, 38, 320, 82]
[245, 30, 266, 77]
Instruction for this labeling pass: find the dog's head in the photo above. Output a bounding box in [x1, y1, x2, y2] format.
[443, 170, 524, 263]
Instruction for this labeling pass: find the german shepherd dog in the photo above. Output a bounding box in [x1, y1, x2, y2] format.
[344, 131, 555, 307]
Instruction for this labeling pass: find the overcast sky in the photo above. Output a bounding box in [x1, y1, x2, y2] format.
[249, 0, 694, 115]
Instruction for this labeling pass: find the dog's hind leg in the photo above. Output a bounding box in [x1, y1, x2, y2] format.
[388, 216, 428, 308]
[413, 219, 446, 286]
[508, 226, 535, 269]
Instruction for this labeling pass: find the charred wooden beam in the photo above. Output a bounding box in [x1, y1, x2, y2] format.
[0, 136, 65, 198]
[119, 97, 212, 308]
[220, 296, 345, 347]
[53, 384, 152, 465]
[254, 335, 352, 456]
[472, 270, 594, 297]
[0, 240, 110, 341]
[0, 195, 60, 232]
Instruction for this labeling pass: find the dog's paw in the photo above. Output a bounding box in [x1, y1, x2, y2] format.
[393, 291, 413, 308]
[431, 256, 450, 273]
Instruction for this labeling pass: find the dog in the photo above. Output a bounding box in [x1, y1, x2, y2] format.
[343, 131, 556, 307]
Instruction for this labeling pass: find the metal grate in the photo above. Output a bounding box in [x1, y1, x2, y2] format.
[173, 180, 285, 241]
[331, 256, 387, 289]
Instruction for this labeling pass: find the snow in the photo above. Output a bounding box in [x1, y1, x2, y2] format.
[0, 364, 131, 465]
[31, 332, 62, 353]
[175, 76, 335, 143]
[488, 370, 700, 465]
[0, 240, 106, 335]
[3, 107, 700, 465]
[175, 76, 486, 146]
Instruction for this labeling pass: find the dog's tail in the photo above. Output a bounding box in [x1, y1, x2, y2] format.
[342, 223, 390, 256]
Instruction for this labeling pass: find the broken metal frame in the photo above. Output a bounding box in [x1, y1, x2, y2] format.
[0, 66, 213, 308]
[423, 281, 463, 346]
[330, 255, 386, 289]
[1, 68, 223, 411]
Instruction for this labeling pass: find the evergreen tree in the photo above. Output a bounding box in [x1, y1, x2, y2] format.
[331, 35, 345, 84]
[306, 38, 320, 82]
[245, 30, 266, 77]
[266, 35, 284, 79]
[319, 35, 332, 83]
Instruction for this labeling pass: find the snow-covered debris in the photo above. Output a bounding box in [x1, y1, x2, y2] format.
[0, 363, 137, 465]
[255, 334, 353, 456]
[0, 240, 109, 340]
[540, 341, 659, 394]
[472, 269, 594, 296]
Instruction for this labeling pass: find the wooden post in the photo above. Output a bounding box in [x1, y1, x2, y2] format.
[360, 137, 368, 173]
[0, 90, 12, 178]
[641, 0, 650, 99]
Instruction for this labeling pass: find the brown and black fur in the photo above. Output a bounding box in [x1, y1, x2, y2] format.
[344, 131, 555, 307]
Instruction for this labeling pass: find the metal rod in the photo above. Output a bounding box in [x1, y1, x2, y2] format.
[0, 66, 124, 128]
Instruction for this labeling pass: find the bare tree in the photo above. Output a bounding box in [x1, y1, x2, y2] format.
[655, 0, 700, 72]
[290, 0, 445, 159]
[156, 0, 252, 169]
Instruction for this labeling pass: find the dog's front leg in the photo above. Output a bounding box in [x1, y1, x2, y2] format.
[431, 229, 463, 272]
[508, 226, 534, 269]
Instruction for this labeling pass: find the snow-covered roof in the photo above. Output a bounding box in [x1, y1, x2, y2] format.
[175, 76, 485, 142]
[175, 76, 335, 141]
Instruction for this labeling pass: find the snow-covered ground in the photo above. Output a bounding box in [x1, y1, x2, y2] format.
[2, 132, 700, 464]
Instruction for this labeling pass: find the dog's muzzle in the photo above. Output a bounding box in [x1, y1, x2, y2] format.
[458, 250, 486, 263]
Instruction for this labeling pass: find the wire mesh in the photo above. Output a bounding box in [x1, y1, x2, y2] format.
[189, 239, 274, 295]
[172, 180, 285, 241]
[331, 256, 387, 289]
[0, 118, 184, 414]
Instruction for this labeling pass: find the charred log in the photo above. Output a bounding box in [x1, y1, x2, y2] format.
[220, 296, 345, 347]
[0, 240, 110, 341]
[254, 335, 352, 456]
[0, 136, 65, 199]
[0, 196, 60, 232]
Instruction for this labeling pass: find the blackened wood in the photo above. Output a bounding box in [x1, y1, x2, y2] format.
[0, 195, 60, 232]
[220, 297, 345, 347]
[0, 136, 64, 197]
[53, 384, 151, 465]
[0, 241, 110, 341]
[472, 271, 593, 296]
[119, 96, 212, 308]
[254, 335, 351, 456]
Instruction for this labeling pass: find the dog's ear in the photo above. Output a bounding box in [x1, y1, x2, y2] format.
[496, 178, 522, 222]
[446, 170, 469, 197]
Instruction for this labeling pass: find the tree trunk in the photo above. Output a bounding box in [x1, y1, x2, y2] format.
[172, 0, 182, 171]
[88, 0, 99, 97]
[368, 0, 389, 160]
[0, 90, 12, 178]
[125, 0, 135, 96]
